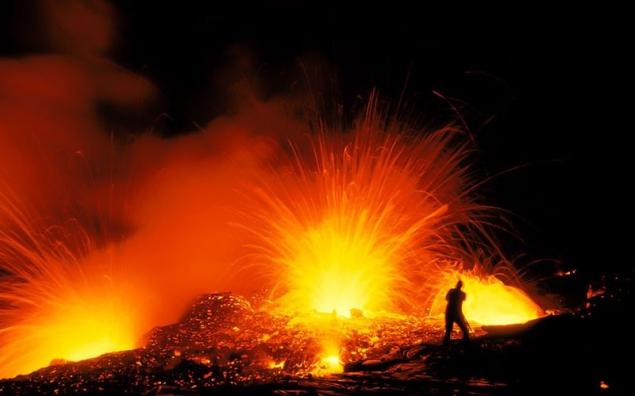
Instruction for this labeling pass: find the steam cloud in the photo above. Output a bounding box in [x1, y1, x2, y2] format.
[0, 0, 303, 331]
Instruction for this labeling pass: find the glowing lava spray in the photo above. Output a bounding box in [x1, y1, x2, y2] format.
[244, 102, 509, 317]
[0, 192, 141, 378]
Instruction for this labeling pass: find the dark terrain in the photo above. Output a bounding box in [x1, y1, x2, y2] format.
[1, 271, 631, 395]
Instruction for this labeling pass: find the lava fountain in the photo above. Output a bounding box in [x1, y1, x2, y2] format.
[0, 192, 141, 378]
[239, 103, 545, 373]
[243, 101, 541, 324]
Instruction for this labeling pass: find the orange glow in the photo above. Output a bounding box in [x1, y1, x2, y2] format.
[431, 270, 544, 325]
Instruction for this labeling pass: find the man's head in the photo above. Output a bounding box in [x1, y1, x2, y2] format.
[456, 280, 463, 290]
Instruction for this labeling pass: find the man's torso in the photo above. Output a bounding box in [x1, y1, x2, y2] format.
[446, 288, 465, 316]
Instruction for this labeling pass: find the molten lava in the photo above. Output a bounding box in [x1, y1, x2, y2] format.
[430, 270, 544, 325]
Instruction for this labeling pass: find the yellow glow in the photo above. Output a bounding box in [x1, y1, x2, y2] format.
[277, 216, 397, 317]
[310, 334, 344, 376]
[47, 303, 136, 363]
[267, 360, 286, 369]
[313, 351, 343, 375]
[320, 355, 343, 372]
[0, 285, 139, 378]
[431, 271, 544, 325]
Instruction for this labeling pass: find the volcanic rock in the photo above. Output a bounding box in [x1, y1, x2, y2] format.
[1, 274, 633, 395]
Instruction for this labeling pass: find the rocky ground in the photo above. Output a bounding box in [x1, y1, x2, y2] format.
[0, 271, 632, 395]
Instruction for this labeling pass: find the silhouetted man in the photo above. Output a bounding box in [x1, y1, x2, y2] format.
[443, 280, 470, 345]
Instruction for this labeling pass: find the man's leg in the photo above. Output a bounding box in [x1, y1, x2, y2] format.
[457, 316, 470, 341]
[443, 316, 453, 345]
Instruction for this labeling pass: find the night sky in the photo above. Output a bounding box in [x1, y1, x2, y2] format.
[1, 1, 631, 278]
